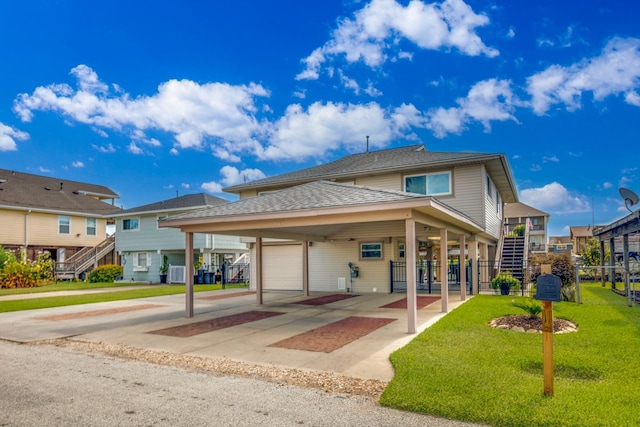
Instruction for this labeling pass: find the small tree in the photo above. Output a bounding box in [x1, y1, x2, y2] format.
[580, 237, 609, 266]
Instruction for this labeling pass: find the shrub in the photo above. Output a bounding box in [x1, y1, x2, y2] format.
[512, 298, 542, 317]
[0, 247, 54, 288]
[530, 252, 575, 286]
[511, 224, 525, 237]
[491, 271, 521, 290]
[88, 264, 123, 283]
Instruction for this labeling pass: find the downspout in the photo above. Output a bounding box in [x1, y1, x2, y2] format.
[24, 209, 31, 261]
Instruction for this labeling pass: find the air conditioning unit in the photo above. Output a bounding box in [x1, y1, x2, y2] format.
[169, 265, 186, 284]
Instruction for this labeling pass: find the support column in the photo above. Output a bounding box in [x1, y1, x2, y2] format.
[440, 227, 449, 313]
[469, 238, 479, 295]
[185, 232, 194, 318]
[459, 234, 466, 301]
[256, 237, 263, 305]
[480, 243, 489, 288]
[405, 218, 417, 334]
[303, 241, 310, 296]
[600, 240, 606, 287]
[609, 237, 616, 288]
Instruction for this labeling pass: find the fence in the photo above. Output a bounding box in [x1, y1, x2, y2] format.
[391, 260, 540, 297]
[193, 263, 250, 286]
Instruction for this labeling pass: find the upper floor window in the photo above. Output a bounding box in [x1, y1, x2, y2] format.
[122, 218, 139, 231]
[86, 218, 97, 236]
[58, 215, 70, 234]
[486, 175, 493, 200]
[496, 193, 501, 214]
[405, 171, 451, 196]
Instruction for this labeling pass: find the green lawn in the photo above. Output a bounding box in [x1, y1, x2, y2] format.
[0, 282, 248, 313]
[381, 282, 640, 426]
[0, 281, 144, 296]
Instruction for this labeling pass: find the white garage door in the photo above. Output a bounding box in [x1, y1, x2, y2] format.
[263, 244, 303, 291]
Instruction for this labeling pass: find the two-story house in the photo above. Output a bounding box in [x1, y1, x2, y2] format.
[0, 169, 120, 266]
[112, 193, 248, 283]
[162, 144, 519, 332]
[503, 202, 549, 253]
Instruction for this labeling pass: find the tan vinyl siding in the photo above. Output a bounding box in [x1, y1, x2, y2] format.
[353, 173, 402, 191]
[0, 209, 27, 245]
[0, 209, 106, 247]
[444, 165, 485, 226]
[309, 241, 391, 293]
[482, 166, 502, 238]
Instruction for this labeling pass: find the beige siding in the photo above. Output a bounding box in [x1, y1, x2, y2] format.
[0, 209, 107, 248]
[445, 165, 485, 226]
[0, 209, 27, 245]
[309, 241, 391, 293]
[352, 173, 402, 191]
[482, 166, 503, 238]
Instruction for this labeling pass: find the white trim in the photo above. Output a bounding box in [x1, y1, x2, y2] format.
[122, 217, 140, 232]
[404, 171, 452, 196]
[58, 215, 70, 235]
[132, 252, 151, 271]
[86, 217, 97, 236]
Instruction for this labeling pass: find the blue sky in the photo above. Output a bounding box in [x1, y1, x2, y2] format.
[1, 0, 639, 238]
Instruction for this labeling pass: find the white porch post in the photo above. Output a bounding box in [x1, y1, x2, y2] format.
[468, 238, 479, 295]
[440, 227, 449, 313]
[256, 237, 263, 305]
[405, 218, 417, 334]
[185, 232, 194, 318]
[459, 234, 466, 301]
[302, 240, 310, 296]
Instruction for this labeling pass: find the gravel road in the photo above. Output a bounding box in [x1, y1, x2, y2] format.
[0, 340, 483, 427]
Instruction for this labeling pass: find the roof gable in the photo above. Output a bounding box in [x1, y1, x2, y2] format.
[504, 202, 548, 218]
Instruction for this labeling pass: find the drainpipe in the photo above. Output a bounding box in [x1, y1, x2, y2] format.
[24, 209, 31, 261]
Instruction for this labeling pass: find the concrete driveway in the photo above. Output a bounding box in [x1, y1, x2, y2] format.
[0, 289, 469, 381]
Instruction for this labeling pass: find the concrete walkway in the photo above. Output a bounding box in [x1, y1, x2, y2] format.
[0, 288, 471, 382]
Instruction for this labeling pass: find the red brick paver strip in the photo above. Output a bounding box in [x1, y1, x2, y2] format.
[35, 304, 165, 321]
[269, 316, 396, 353]
[380, 296, 440, 309]
[147, 310, 284, 337]
[296, 294, 359, 306]
[198, 291, 255, 301]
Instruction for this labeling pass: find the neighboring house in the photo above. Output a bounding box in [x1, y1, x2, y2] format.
[503, 202, 549, 253]
[548, 236, 573, 254]
[111, 193, 248, 283]
[0, 169, 120, 265]
[570, 225, 596, 255]
[162, 144, 519, 328]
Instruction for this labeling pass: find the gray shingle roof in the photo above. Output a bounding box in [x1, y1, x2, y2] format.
[0, 169, 120, 215]
[224, 144, 503, 193]
[166, 181, 430, 221]
[114, 193, 229, 216]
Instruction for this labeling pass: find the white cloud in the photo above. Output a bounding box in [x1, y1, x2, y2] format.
[13, 64, 271, 156]
[542, 155, 559, 163]
[181, 183, 190, 189]
[603, 182, 613, 189]
[71, 161, 84, 168]
[526, 37, 640, 115]
[127, 142, 143, 155]
[520, 182, 591, 214]
[201, 165, 267, 194]
[426, 78, 518, 137]
[0, 122, 29, 151]
[38, 167, 52, 173]
[296, 0, 498, 80]
[92, 143, 116, 153]
[263, 101, 418, 160]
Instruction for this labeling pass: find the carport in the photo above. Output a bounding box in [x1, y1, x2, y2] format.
[161, 181, 488, 334]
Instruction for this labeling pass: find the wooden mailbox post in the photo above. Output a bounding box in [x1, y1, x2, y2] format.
[534, 273, 562, 396]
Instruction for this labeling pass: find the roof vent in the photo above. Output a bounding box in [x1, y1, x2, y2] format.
[60, 182, 64, 191]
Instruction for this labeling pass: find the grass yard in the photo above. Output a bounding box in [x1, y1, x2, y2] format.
[0, 281, 143, 296]
[380, 282, 640, 427]
[0, 283, 248, 313]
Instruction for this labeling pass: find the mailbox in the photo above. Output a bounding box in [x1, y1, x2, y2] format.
[534, 274, 562, 302]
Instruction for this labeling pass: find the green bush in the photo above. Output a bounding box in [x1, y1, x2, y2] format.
[512, 298, 542, 317]
[512, 224, 525, 236]
[491, 271, 521, 290]
[88, 264, 123, 283]
[0, 247, 54, 288]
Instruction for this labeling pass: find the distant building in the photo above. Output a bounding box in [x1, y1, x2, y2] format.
[503, 202, 549, 253]
[0, 168, 120, 264]
[548, 236, 573, 254]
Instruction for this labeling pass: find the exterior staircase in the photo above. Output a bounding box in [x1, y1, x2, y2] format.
[55, 235, 116, 280]
[499, 235, 526, 283]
